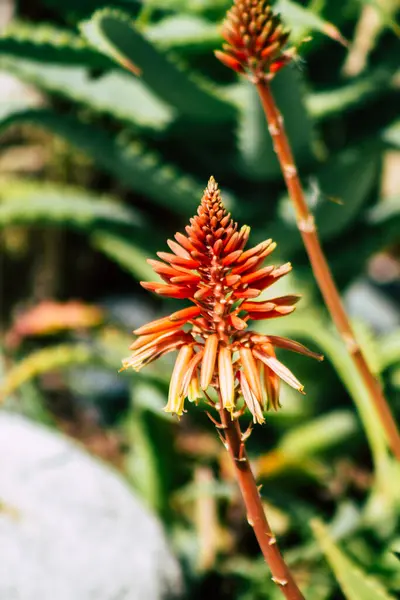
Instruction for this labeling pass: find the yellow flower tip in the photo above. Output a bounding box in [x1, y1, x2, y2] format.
[188, 375, 202, 404]
[218, 346, 235, 411]
[207, 175, 218, 191]
[163, 400, 185, 418]
[120, 358, 138, 372]
[167, 344, 194, 415]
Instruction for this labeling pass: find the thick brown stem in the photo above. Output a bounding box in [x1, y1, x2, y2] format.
[256, 81, 400, 462]
[219, 408, 305, 600]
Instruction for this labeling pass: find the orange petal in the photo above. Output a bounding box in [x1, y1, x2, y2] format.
[237, 240, 272, 264]
[239, 371, 265, 424]
[270, 57, 290, 74]
[237, 225, 251, 250]
[167, 239, 191, 259]
[146, 260, 185, 279]
[170, 274, 201, 284]
[223, 232, 240, 254]
[169, 306, 202, 322]
[126, 332, 189, 371]
[153, 284, 196, 299]
[239, 346, 263, 402]
[218, 346, 235, 411]
[242, 295, 300, 312]
[129, 329, 177, 351]
[263, 364, 280, 411]
[253, 349, 305, 394]
[174, 231, 197, 253]
[201, 334, 219, 390]
[260, 41, 280, 60]
[182, 351, 204, 395]
[157, 252, 200, 269]
[270, 295, 301, 306]
[165, 345, 194, 416]
[231, 256, 260, 275]
[225, 274, 241, 287]
[194, 286, 213, 301]
[213, 239, 224, 255]
[140, 281, 164, 293]
[241, 301, 275, 312]
[246, 306, 296, 320]
[268, 336, 323, 361]
[134, 316, 183, 336]
[221, 249, 243, 266]
[251, 263, 292, 291]
[214, 50, 245, 73]
[241, 265, 275, 285]
[234, 288, 261, 299]
[229, 314, 248, 330]
[221, 23, 244, 47]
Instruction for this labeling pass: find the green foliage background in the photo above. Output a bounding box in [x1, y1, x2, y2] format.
[0, 1, 399, 598]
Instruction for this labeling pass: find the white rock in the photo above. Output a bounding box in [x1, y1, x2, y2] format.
[0, 413, 182, 600]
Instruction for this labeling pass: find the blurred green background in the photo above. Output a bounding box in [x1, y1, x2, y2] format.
[0, 0, 399, 599]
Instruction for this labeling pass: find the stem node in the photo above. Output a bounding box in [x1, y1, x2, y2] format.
[298, 215, 316, 233]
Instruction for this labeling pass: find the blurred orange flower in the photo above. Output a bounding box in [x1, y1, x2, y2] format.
[8, 300, 103, 347]
[215, 0, 294, 81]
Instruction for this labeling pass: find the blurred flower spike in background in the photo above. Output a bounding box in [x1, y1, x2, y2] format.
[215, 0, 296, 80]
[122, 177, 323, 424]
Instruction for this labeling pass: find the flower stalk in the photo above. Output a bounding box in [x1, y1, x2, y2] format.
[219, 403, 305, 600]
[215, 0, 400, 462]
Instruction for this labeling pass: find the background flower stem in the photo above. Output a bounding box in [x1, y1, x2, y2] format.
[255, 80, 400, 462]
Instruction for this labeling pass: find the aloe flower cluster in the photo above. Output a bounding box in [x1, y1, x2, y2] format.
[215, 0, 294, 80]
[122, 178, 322, 423]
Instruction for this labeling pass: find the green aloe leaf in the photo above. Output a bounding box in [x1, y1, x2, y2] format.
[0, 20, 112, 68]
[278, 146, 381, 244]
[307, 68, 397, 121]
[147, 14, 220, 52]
[0, 178, 154, 281]
[0, 56, 173, 130]
[312, 519, 397, 600]
[0, 109, 203, 215]
[279, 411, 358, 458]
[142, 0, 228, 13]
[259, 314, 389, 474]
[275, 0, 348, 45]
[80, 8, 236, 123]
[309, 146, 381, 240]
[358, 0, 400, 35]
[378, 330, 400, 371]
[91, 232, 155, 282]
[383, 119, 400, 147]
[0, 344, 96, 401]
[125, 382, 177, 515]
[233, 69, 315, 181]
[0, 178, 141, 230]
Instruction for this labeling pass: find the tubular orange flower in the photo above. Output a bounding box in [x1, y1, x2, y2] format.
[122, 177, 323, 424]
[215, 0, 295, 81]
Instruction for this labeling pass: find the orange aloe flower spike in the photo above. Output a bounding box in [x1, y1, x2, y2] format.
[122, 176, 321, 421]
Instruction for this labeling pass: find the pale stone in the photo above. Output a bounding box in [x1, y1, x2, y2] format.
[0, 413, 182, 600]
